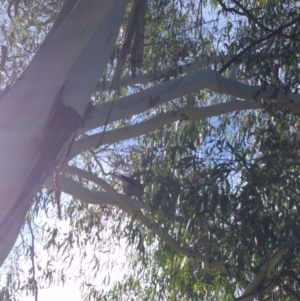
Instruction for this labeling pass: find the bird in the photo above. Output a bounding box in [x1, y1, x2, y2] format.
[111, 173, 144, 198]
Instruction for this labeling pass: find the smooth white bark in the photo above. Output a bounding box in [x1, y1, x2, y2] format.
[59, 165, 246, 286]
[0, 0, 127, 267]
[81, 68, 300, 135]
[96, 55, 230, 91]
[239, 236, 299, 300]
[55, 175, 146, 210]
[62, 0, 127, 113]
[73, 100, 259, 159]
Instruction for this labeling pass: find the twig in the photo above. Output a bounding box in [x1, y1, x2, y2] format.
[219, 17, 300, 74]
[28, 218, 38, 301]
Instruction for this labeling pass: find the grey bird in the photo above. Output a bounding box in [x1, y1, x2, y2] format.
[112, 174, 144, 197]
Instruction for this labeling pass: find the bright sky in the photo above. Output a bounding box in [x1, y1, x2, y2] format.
[23, 284, 81, 301]
[0, 194, 129, 301]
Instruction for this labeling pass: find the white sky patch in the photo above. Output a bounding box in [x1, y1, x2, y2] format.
[23, 283, 81, 301]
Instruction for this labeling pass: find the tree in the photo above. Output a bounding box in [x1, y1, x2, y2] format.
[0, 0, 300, 300]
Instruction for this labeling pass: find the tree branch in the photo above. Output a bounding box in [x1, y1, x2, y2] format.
[230, 0, 300, 42]
[44, 174, 146, 211]
[239, 236, 299, 300]
[219, 16, 300, 73]
[74, 100, 259, 158]
[62, 165, 247, 286]
[96, 55, 229, 91]
[83, 67, 300, 135]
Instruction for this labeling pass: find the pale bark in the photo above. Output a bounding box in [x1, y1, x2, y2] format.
[96, 55, 230, 91]
[81, 68, 300, 135]
[73, 100, 259, 159]
[238, 236, 300, 301]
[53, 174, 147, 211]
[0, 0, 127, 267]
[63, 165, 247, 286]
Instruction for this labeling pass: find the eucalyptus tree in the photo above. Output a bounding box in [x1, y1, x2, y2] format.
[0, 0, 300, 300]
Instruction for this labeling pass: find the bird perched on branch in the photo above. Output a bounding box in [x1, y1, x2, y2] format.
[111, 174, 144, 198]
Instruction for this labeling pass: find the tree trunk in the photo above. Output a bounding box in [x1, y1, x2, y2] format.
[0, 0, 127, 267]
